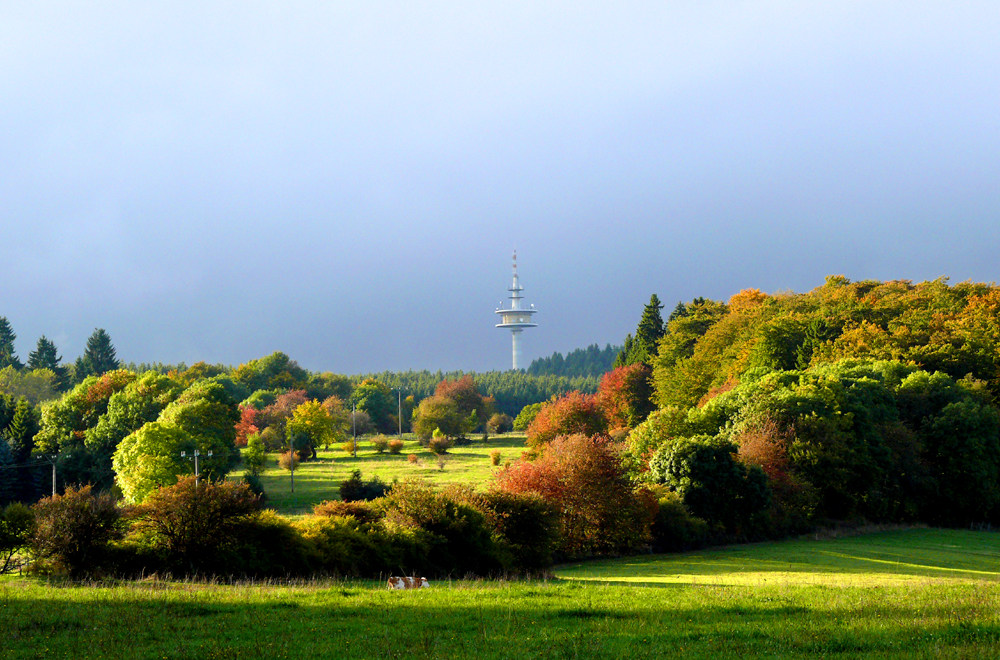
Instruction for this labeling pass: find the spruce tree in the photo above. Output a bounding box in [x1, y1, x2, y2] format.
[633, 294, 666, 362]
[668, 301, 688, 323]
[0, 318, 22, 371]
[3, 398, 37, 463]
[80, 328, 121, 378]
[613, 334, 634, 368]
[27, 336, 69, 391]
[615, 295, 666, 367]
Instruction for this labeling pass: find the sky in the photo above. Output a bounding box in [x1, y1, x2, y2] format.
[2, 2, 998, 374]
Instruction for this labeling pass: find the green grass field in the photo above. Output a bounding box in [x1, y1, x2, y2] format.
[4, 529, 999, 659]
[556, 527, 1000, 587]
[255, 434, 529, 516]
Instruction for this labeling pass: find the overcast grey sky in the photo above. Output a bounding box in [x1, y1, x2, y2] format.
[2, 2, 998, 373]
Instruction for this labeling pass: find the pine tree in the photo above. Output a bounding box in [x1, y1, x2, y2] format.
[80, 328, 120, 378]
[0, 318, 22, 371]
[27, 336, 69, 391]
[3, 398, 37, 463]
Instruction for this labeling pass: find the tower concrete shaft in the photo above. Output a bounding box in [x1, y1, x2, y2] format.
[495, 251, 537, 370]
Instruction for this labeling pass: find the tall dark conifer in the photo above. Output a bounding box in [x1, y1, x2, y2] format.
[3, 398, 37, 463]
[0, 317, 22, 371]
[634, 294, 666, 361]
[80, 328, 121, 378]
[615, 295, 666, 367]
[27, 336, 69, 391]
[668, 301, 688, 323]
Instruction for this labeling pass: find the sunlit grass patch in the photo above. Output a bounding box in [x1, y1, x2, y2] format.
[555, 528, 1000, 588]
[252, 433, 528, 516]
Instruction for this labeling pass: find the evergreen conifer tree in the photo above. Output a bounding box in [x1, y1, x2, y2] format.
[634, 294, 665, 361]
[27, 336, 69, 391]
[615, 295, 666, 367]
[613, 334, 634, 368]
[80, 328, 120, 378]
[0, 318, 22, 371]
[667, 301, 688, 323]
[3, 398, 37, 463]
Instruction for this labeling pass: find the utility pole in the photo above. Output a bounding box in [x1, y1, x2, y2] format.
[397, 388, 403, 437]
[180, 449, 212, 486]
[352, 403, 358, 458]
[289, 437, 295, 493]
[50, 454, 57, 497]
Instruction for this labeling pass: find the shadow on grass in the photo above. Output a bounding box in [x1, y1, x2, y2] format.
[6, 578, 1000, 660]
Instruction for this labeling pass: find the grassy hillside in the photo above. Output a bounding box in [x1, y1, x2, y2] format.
[4, 529, 998, 659]
[255, 433, 529, 516]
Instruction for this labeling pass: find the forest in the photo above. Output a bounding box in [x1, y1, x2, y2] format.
[2, 275, 1000, 579]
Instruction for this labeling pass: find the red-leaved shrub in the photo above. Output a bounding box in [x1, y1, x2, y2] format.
[526, 392, 607, 447]
[495, 434, 655, 556]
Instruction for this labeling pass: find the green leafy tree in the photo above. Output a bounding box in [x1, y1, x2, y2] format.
[85, 372, 182, 456]
[0, 393, 15, 435]
[286, 400, 335, 459]
[27, 336, 69, 391]
[350, 379, 394, 433]
[157, 380, 240, 476]
[320, 396, 350, 447]
[243, 433, 267, 477]
[921, 400, 1000, 524]
[0, 502, 33, 574]
[0, 366, 58, 405]
[34, 370, 137, 453]
[231, 351, 308, 392]
[0, 318, 22, 371]
[434, 375, 493, 432]
[513, 402, 543, 431]
[306, 372, 353, 401]
[112, 422, 190, 503]
[649, 435, 770, 533]
[76, 328, 121, 381]
[412, 395, 462, 439]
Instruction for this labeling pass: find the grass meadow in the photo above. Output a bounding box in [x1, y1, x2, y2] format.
[255, 433, 529, 516]
[3, 528, 999, 659]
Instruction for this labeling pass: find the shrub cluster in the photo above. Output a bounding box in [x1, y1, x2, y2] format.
[19, 475, 566, 579]
[338, 470, 390, 502]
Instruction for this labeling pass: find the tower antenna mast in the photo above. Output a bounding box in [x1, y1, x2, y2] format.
[494, 250, 538, 370]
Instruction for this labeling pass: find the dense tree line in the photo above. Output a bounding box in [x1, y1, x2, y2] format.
[533, 277, 1000, 538]
[525, 343, 621, 378]
[351, 370, 598, 418]
[8, 275, 1000, 579]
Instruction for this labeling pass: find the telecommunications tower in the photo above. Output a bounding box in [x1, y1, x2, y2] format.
[495, 251, 537, 370]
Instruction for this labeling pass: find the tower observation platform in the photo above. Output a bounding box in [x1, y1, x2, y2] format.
[495, 251, 537, 370]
